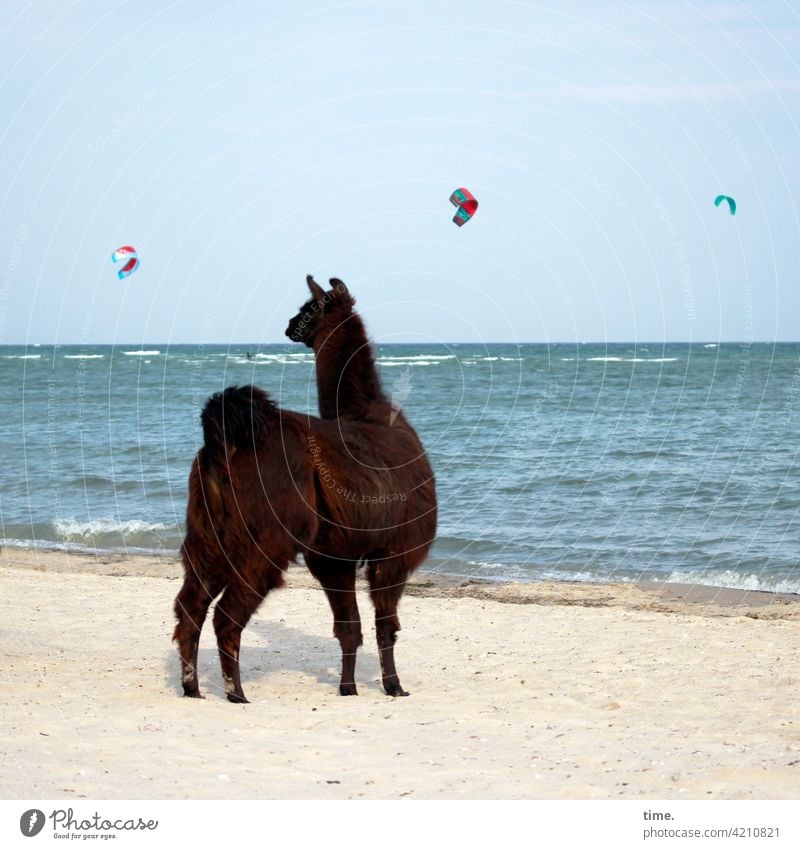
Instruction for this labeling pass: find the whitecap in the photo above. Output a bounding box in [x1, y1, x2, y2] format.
[54, 517, 171, 538]
[379, 361, 437, 367]
[254, 352, 313, 361]
[229, 355, 311, 365]
[0, 537, 173, 557]
[664, 569, 800, 595]
[623, 357, 680, 363]
[378, 354, 456, 362]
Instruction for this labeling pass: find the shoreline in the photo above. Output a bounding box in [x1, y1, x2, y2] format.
[3, 545, 798, 622]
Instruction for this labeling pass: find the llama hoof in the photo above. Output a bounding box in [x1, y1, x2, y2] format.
[339, 683, 359, 696]
[226, 692, 250, 704]
[182, 687, 203, 699]
[384, 684, 409, 697]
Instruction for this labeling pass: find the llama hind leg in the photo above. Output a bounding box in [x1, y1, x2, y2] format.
[366, 557, 411, 697]
[213, 560, 286, 704]
[305, 556, 362, 696]
[173, 561, 226, 699]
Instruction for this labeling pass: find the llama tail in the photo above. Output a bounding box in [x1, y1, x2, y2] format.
[200, 384, 278, 469]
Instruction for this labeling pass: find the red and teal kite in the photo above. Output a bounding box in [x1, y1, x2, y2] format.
[450, 187, 478, 226]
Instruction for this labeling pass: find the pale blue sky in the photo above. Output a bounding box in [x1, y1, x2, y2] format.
[1, 0, 798, 344]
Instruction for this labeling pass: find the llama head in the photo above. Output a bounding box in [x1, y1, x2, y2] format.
[285, 275, 355, 347]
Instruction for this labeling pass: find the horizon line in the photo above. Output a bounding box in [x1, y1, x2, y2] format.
[5, 340, 800, 347]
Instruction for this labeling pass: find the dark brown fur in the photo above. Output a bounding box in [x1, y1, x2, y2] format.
[174, 278, 437, 702]
[286, 275, 385, 420]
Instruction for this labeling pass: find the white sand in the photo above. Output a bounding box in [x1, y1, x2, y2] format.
[1, 547, 799, 800]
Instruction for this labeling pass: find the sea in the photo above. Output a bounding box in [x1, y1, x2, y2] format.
[1, 342, 799, 594]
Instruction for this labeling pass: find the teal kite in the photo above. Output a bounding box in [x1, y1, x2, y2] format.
[714, 195, 736, 215]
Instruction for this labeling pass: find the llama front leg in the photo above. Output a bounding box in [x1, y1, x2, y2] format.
[305, 556, 363, 695]
[366, 558, 410, 697]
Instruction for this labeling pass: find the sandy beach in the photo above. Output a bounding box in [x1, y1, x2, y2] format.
[1, 546, 798, 800]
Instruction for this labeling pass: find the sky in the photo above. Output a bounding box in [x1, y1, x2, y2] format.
[1, 0, 799, 345]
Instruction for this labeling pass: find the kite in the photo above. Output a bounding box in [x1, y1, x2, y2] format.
[714, 195, 736, 216]
[111, 245, 140, 279]
[450, 187, 478, 226]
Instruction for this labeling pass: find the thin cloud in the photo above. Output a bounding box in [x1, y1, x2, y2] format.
[505, 78, 800, 105]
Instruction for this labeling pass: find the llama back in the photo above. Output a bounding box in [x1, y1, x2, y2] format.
[185, 385, 318, 563]
[200, 385, 278, 467]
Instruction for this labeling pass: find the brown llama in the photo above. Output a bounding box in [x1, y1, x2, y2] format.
[173, 277, 437, 702]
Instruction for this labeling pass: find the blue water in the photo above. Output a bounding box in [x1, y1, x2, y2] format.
[1, 342, 799, 593]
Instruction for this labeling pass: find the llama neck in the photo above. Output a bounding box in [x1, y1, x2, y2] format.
[314, 315, 387, 418]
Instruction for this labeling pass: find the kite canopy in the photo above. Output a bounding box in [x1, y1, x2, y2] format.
[714, 195, 736, 215]
[450, 187, 478, 226]
[111, 245, 140, 279]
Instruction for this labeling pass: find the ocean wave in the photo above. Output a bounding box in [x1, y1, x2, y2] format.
[422, 555, 520, 581]
[0, 537, 175, 557]
[586, 356, 679, 363]
[534, 567, 637, 584]
[624, 357, 680, 363]
[3, 354, 42, 359]
[122, 350, 160, 356]
[54, 517, 173, 539]
[452, 356, 515, 363]
[379, 361, 438, 367]
[663, 569, 800, 595]
[227, 356, 309, 366]
[254, 352, 313, 360]
[423, 559, 532, 580]
[64, 354, 104, 360]
[423, 556, 640, 585]
[426, 559, 800, 594]
[466, 560, 530, 580]
[378, 355, 456, 362]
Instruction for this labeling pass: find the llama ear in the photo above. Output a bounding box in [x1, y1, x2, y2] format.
[306, 275, 326, 303]
[329, 278, 349, 295]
